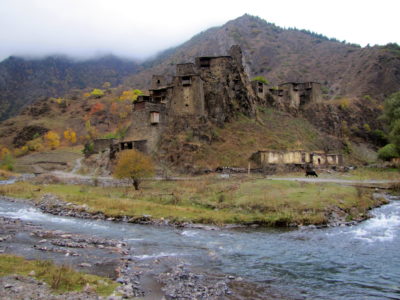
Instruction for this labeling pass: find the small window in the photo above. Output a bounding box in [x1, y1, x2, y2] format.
[258, 88, 263, 93]
[182, 76, 191, 86]
[150, 111, 160, 124]
[199, 58, 210, 68]
[157, 79, 160, 84]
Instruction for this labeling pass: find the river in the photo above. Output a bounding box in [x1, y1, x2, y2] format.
[0, 195, 399, 299]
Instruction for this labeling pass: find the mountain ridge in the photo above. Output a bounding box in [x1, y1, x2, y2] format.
[0, 14, 399, 121]
[0, 54, 140, 120]
[125, 14, 400, 101]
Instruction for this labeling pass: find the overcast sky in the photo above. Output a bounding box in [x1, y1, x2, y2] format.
[1, 0, 399, 62]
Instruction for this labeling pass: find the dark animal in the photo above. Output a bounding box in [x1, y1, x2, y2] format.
[305, 170, 318, 177]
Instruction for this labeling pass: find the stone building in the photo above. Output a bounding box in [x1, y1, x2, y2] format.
[252, 81, 322, 112]
[119, 95, 167, 154]
[110, 45, 256, 155]
[250, 149, 343, 167]
[168, 63, 205, 117]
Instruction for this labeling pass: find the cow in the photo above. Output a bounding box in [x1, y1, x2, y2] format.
[305, 170, 318, 177]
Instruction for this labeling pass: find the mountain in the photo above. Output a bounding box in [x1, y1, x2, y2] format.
[0, 55, 140, 120]
[1, 14, 399, 122]
[125, 14, 400, 101]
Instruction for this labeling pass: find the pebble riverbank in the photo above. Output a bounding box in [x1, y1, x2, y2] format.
[0, 197, 243, 299]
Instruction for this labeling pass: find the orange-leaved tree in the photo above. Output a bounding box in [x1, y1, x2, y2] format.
[44, 131, 60, 149]
[89, 102, 105, 115]
[113, 150, 154, 190]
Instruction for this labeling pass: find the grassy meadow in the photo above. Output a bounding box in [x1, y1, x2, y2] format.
[0, 176, 385, 226]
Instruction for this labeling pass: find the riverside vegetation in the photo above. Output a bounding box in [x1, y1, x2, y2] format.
[0, 254, 118, 295]
[0, 177, 388, 226]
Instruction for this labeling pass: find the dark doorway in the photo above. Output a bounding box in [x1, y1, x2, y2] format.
[134, 140, 148, 153]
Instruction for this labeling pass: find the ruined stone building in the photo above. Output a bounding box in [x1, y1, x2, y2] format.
[252, 81, 322, 113]
[89, 45, 343, 169]
[111, 45, 256, 155]
[250, 150, 343, 168]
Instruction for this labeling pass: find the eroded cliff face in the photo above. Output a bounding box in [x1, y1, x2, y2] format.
[302, 98, 384, 145]
[157, 116, 218, 172]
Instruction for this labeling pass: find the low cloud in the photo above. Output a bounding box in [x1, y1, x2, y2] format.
[0, 0, 398, 62]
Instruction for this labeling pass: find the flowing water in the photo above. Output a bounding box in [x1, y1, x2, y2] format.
[1, 196, 399, 299]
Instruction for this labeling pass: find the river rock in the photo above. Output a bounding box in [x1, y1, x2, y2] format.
[158, 264, 230, 299]
[0, 275, 102, 300]
[79, 263, 92, 268]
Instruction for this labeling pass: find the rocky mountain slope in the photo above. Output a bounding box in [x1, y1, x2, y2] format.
[0, 55, 140, 120]
[126, 14, 400, 102]
[1, 14, 399, 122]
[0, 14, 398, 170]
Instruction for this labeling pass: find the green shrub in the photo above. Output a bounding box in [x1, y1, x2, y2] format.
[363, 123, 371, 133]
[378, 144, 399, 161]
[252, 76, 270, 85]
[321, 86, 329, 95]
[0, 154, 14, 171]
[101, 132, 118, 139]
[83, 142, 94, 157]
[90, 89, 104, 98]
[371, 129, 388, 146]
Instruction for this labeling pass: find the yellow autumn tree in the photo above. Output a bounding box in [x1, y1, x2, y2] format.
[113, 150, 154, 190]
[63, 128, 77, 144]
[26, 137, 44, 152]
[91, 89, 105, 98]
[84, 120, 98, 140]
[14, 145, 29, 157]
[44, 131, 60, 149]
[119, 89, 143, 102]
[0, 147, 14, 171]
[0, 147, 10, 160]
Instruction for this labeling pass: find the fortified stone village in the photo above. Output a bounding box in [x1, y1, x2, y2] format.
[91, 45, 342, 171]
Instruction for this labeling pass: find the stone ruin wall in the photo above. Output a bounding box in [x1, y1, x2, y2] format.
[252, 150, 343, 167]
[105, 45, 257, 155]
[253, 81, 323, 113]
[168, 73, 205, 117]
[121, 101, 167, 154]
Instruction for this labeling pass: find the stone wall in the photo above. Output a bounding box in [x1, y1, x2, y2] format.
[151, 75, 170, 89]
[120, 45, 258, 156]
[252, 150, 343, 167]
[122, 101, 167, 153]
[253, 81, 322, 114]
[176, 63, 196, 76]
[255, 150, 308, 165]
[92, 138, 115, 153]
[169, 75, 205, 116]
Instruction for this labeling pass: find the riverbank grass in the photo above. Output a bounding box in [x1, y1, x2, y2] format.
[268, 167, 400, 181]
[347, 167, 400, 180]
[0, 254, 118, 295]
[0, 177, 386, 226]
